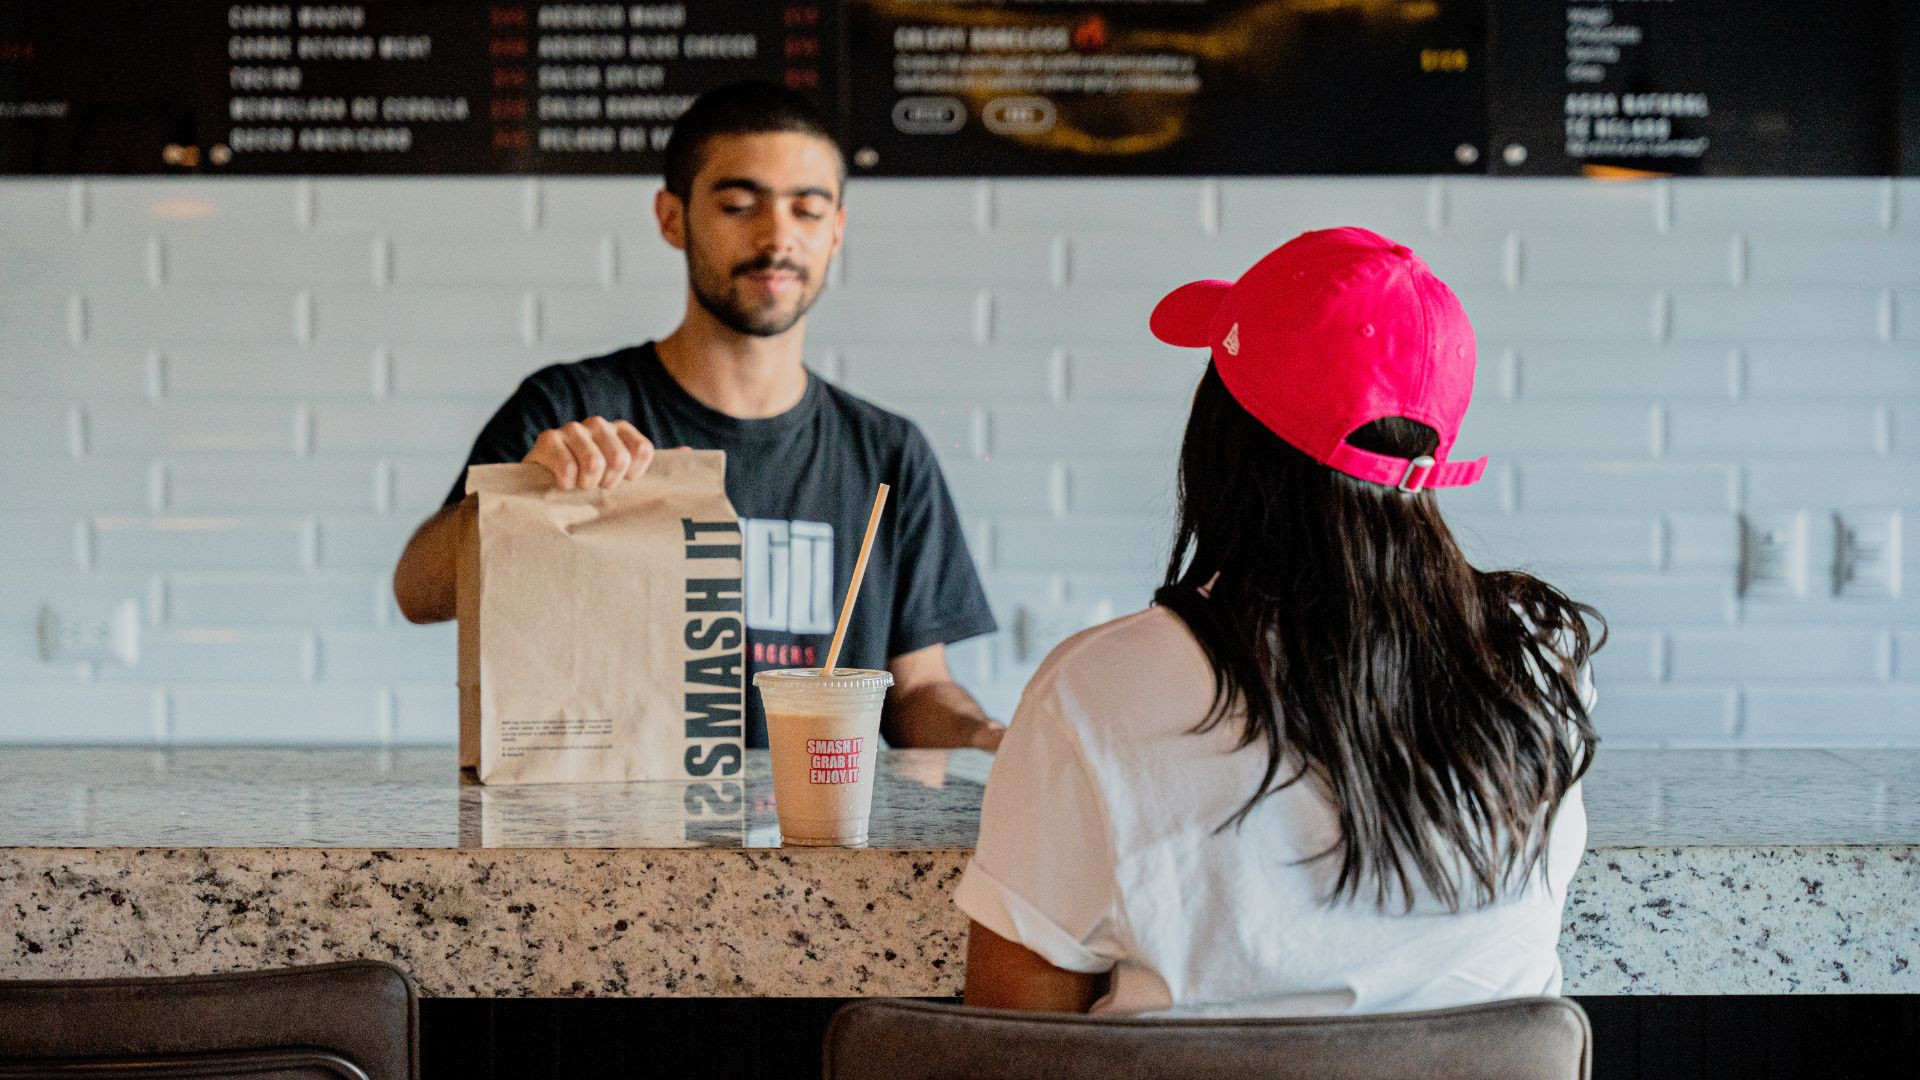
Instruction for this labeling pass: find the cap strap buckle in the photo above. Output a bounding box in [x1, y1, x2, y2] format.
[1396, 455, 1437, 494]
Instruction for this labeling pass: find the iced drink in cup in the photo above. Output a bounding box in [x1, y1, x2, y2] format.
[754, 668, 894, 846]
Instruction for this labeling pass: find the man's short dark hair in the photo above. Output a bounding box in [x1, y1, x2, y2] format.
[663, 81, 845, 203]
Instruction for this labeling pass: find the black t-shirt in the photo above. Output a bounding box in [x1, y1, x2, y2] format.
[445, 342, 997, 748]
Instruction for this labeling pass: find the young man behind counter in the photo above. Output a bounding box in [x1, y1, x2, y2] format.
[392, 81, 1003, 752]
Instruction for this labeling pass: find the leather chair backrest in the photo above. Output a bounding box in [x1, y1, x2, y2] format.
[826, 996, 1590, 1080]
[0, 960, 418, 1080]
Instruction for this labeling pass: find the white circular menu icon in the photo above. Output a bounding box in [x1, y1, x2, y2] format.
[892, 97, 967, 134]
[984, 97, 1055, 135]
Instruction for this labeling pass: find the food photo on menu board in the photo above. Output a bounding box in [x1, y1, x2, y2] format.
[839, 0, 1488, 175]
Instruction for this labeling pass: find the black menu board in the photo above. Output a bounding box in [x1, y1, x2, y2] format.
[1, 1, 1914, 175]
[839, 0, 1486, 175]
[1903, 1, 1920, 177]
[1488, 0, 1908, 176]
[0, 1, 835, 174]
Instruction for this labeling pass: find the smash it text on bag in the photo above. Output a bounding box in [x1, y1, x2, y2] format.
[457, 450, 745, 785]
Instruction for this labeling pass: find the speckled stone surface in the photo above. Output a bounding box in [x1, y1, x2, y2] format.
[2, 748, 1915, 996]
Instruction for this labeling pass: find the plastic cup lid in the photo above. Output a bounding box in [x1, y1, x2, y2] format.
[752, 668, 894, 690]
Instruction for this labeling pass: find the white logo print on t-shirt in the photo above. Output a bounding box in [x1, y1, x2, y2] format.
[742, 518, 836, 634]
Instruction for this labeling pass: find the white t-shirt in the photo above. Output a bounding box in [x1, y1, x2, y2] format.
[955, 605, 1591, 1017]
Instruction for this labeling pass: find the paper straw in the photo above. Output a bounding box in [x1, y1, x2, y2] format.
[822, 483, 889, 674]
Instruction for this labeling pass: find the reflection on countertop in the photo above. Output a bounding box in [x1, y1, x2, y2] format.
[0, 748, 991, 849]
[0, 747, 1913, 849]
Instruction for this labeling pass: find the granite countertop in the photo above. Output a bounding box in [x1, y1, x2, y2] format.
[1, 748, 1915, 997]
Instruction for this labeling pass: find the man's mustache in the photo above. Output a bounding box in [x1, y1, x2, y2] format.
[732, 255, 808, 280]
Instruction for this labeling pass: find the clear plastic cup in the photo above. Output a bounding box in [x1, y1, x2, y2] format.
[753, 668, 893, 846]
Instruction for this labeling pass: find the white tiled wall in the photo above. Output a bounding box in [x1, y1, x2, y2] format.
[2, 176, 1916, 746]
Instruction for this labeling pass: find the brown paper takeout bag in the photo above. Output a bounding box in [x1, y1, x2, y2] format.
[457, 451, 746, 785]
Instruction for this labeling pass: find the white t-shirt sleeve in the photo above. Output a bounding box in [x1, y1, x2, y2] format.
[954, 677, 1120, 975]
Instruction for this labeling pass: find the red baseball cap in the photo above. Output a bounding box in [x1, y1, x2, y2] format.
[1149, 226, 1487, 493]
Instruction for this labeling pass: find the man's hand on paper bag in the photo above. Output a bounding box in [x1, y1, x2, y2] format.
[391, 417, 652, 625]
[524, 417, 655, 490]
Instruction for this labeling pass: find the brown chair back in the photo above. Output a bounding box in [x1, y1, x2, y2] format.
[0, 960, 418, 1080]
[826, 996, 1590, 1080]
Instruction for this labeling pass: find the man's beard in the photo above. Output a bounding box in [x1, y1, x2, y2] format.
[687, 233, 822, 338]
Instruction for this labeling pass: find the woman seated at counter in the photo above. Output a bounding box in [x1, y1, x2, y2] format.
[955, 228, 1604, 1016]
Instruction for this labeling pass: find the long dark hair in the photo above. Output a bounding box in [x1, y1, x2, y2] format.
[1154, 365, 1603, 912]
